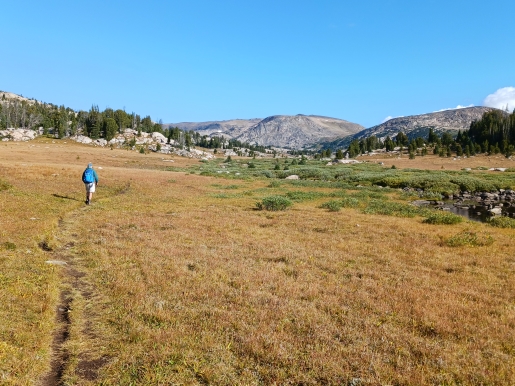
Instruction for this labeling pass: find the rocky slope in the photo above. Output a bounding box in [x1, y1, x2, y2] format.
[168, 119, 262, 139]
[236, 115, 364, 149]
[324, 107, 499, 149]
[170, 115, 364, 149]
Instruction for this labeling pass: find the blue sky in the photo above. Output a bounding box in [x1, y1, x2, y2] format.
[2, 0, 514, 127]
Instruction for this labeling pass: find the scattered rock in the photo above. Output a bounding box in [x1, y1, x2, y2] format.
[45, 260, 68, 266]
[285, 175, 300, 180]
[411, 200, 431, 206]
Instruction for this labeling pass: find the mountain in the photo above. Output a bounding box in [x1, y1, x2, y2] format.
[323, 107, 500, 149]
[236, 115, 363, 149]
[169, 115, 364, 149]
[168, 118, 262, 139]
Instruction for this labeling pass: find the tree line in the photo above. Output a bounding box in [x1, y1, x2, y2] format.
[0, 93, 162, 141]
[0, 92, 273, 152]
[318, 108, 515, 159]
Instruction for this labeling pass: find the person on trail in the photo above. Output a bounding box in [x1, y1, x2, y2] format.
[82, 163, 98, 205]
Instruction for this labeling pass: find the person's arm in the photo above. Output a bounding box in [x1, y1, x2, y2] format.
[94, 170, 99, 185]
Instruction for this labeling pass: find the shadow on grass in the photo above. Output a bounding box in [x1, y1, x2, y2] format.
[52, 194, 81, 201]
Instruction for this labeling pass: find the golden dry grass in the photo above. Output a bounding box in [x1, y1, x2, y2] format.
[0, 139, 514, 385]
[360, 151, 515, 171]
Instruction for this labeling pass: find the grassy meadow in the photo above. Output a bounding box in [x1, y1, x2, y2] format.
[1, 139, 515, 385]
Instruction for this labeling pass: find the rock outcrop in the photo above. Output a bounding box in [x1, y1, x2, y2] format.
[0, 128, 38, 141]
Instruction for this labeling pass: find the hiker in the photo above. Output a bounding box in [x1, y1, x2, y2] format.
[82, 163, 99, 205]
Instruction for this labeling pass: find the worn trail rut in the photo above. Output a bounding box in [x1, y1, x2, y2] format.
[39, 207, 105, 386]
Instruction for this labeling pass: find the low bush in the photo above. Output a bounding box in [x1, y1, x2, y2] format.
[487, 216, 515, 229]
[423, 211, 463, 225]
[320, 197, 360, 212]
[319, 200, 342, 212]
[285, 191, 325, 201]
[256, 196, 293, 211]
[2, 241, 16, 250]
[278, 167, 332, 181]
[362, 199, 421, 218]
[446, 230, 494, 247]
[0, 179, 12, 191]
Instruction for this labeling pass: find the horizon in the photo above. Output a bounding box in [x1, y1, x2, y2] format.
[2, 1, 515, 127]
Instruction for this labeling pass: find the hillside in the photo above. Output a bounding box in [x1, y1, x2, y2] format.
[168, 118, 262, 139]
[324, 106, 499, 149]
[170, 115, 364, 149]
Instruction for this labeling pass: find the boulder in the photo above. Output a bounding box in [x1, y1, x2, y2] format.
[152, 132, 167, 144]
[94, 139, 107, 147]
[489, 207, 502, 215]
[72, 135, 93, 144]
[285, 175, 300, 180]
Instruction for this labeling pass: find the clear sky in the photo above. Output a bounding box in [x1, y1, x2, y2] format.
[2, 0, 515, 127]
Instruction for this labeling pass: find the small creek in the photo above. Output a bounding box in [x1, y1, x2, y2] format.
[411, 189, 515, 223]
[446, 201, 515, 223]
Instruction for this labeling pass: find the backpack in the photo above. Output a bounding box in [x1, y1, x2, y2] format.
[83, 168, 95, 183]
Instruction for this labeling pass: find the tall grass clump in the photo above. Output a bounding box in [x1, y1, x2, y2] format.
[319, 197, 360, 212]
[285, 191, 325, 202]
[277, 167, 332, 180]
[487, 216, 515, 229]
[319, 200, 342, 212]
[0, 178, 12, 191]
[362, 199, 421, 218]
[446, 230, 494, 247]
[423, 211, 464, 225]
[256, 195, 293, 211]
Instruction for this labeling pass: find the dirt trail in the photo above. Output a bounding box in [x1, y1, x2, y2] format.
[39, 207, 106, 386]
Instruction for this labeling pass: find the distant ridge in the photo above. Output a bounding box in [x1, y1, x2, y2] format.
[168, 115, 364, 149]
[323, 107, 500, 149]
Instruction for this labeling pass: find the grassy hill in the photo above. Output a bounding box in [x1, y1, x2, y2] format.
[1, 139, 515, 384]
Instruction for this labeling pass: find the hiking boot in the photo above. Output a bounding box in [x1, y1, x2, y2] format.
[86, 199, 90, 205]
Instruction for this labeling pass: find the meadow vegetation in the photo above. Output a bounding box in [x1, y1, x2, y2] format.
[1, 139, 515, 384]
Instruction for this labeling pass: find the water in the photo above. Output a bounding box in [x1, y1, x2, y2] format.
[445, 201, 515, 223]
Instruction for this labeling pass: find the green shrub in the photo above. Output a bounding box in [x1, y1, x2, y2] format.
[2, 242, 16, 251]
[256, 196, 293, 211]
[319, 200, 341, 212]
[320, 197, 360, 211]
[446, 230, 494, 247]
[256, 170, 275, 178]
[350, 190, 386, 200]
[280, 167, 332, 180]
[248, 162, 256, 168]
[0, 179, 12, 191]
[224, 156, 232, 163]
[362, 199, 420, 218]
[285, 191, 324, 201]
[487, 216, 515, 229]
[423, 211, 463, 225]
[268, 180, 281, 188]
